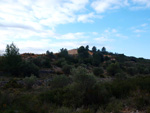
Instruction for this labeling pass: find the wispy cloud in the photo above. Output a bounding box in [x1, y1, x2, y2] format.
[54, 32, 88, 40]
[91, 0, 128, 13]
[132, 0, 150, 7]
[94, 37, 113, 42]
[77, 13, 103, 23]
[134, 29, 145, 33]
[91, 0, 150, 13]
[141, 23, 148, 27]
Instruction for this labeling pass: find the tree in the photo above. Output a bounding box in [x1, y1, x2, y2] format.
[92, 51, 104, 66]
[5, 43, 20, 57]
[107, 62, 121, 76]
[58, 48, 69, 59]
[46, 50, 55, 59]
[102, 47, 106, 53]
[86, 45, 89, 51]
[4, 43, 22, 76]
[78, 46, 89, 61]
[92, 46, 97, 53]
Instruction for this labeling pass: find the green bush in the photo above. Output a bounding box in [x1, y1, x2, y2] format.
[62, 64, 72, 75]
[31, 56, 51, 68]
[55, 107, 72, 113]
[3, 79, 22, 89]
[55, 58, 66, 67]
[143, 68, 149, 74]
[126, 67, 138, 76]
[115, 72, 127, 80]
[76, 108, 94, 113]
[63, 83, 85, 107]
[71, 67, 96, 90]
[23, 75, 37, 89]
[50, 75, 70, 89]
[19, 61, 39, 77]
[105, 99, 123, 113]
[111, 79, 135, 98]
[107, 62, 121, 76]
[83, 83, 111, 106]
[39, 89, 64, 105]
[132, 93, 150, 110]
[93, 67, 104, 77]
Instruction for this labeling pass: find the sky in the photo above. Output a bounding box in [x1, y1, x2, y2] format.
[0, 0, 150, 59]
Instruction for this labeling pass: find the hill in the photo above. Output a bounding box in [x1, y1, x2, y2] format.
[0, 43, 150, 113]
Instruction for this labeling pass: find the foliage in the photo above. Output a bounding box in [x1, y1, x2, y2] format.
[126, 67, 138, 76]
[71, 67, 96, 90]
[49, 75, 70, 89]
[115, 54, 127, 63]
[55, 107, 72, 113]
[62, 64, 72, 75]
[3, 79, 22, 89]
[55, 58, 66, 67]
[19, 61, 39, 77]
[58, 48, 69, 59]
[46, 50, 55, 59]
[4, 43, 20, 57]
[3, 43, 22, 76]
[92, 51, 104, 66]
[115, 72, 127, 80]
[101, 47, 106, 53]
[23, 75, 37, 89]
[31, 56, 51, 68]
[105, 99, 123, 113]
[1, 76, 150, 112]
[107, 62, 121, 76]
[92, 46, 97, 53]
[77, 46, 90, 63]
[93, 67, 104, 77]
[85, 45, 89, 50]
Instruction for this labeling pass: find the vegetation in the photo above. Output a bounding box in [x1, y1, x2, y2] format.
[0, 43, 150, 112]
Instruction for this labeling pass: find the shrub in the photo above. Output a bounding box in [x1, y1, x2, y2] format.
[50, 75, 70, 89]
[105, 99, 123, 113]
[107, 62, 121, 76]
[111, 79, 135, 98]
[93, 67, 104, 77]
[23, 75, 37, 89]
[19, 61, 39, 77]
[55, 107, 72, 113]
[39, 89, 64, 105]
[76, 108, 94, 113]
[71, 67, 96, 90]
[62, 64, 72, 75]
[63, 83, 85, 107]
[115, 72, 127, 80]
[55, 58, 66, 67]
[134, 95, 150, 110]
[3, 79, 22, 89]
[143, 68, 149, 74]
[83, 83, 111, 106]
[126, 67, 138, 76]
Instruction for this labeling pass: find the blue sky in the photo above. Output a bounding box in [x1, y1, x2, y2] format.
[0, 0, 150, 59]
